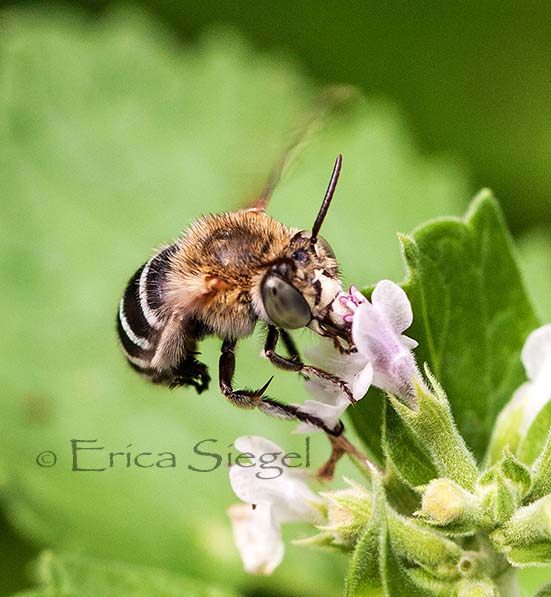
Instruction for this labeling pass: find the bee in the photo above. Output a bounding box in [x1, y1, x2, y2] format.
[116, 155, 354, 435]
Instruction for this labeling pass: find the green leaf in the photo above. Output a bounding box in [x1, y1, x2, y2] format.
[477, 451, 531, 528]
[352, 192, 539, 463]
[506, 543, 551, 567]
[399, 192, 539, 461]
[379, 531, 427, 597]
[383, 399, 438, 489]
[387, 508, 462, 577]
[14, 551, 238, 597]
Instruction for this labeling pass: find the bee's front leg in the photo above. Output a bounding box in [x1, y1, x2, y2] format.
[218, 338, 343, 436]
[263, 326, 356, 404]
[278, 329, 303, 364]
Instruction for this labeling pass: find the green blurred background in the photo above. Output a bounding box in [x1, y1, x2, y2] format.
[1, 2, 550, 595]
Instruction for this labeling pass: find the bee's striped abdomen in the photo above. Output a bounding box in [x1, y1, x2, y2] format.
[117, 246, 175, 380]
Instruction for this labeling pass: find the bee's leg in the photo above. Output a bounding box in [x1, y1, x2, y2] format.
[258, 398, 344, 436]
[219, 338, 343, 436]
[263, 326, 356, 404]
[219, 339, 272, 409]
[279, 329, 303, 364]
[169, 356, 211, 394]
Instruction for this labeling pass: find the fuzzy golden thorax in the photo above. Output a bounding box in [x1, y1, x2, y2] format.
[163, 209, 295, 339]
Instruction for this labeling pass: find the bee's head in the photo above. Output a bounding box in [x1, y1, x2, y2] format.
[259, 156, 347, 337]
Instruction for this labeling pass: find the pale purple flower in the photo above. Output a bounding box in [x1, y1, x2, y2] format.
[351, 280, 421, 403]
[228, 436, 324, 574]
[298, 281, 421, 431]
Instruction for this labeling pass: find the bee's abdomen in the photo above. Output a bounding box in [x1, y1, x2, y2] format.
[117, 246, 174, 378]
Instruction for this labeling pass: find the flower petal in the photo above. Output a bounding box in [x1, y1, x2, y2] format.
[370, 279, 413, 334]
[294, 388, 350, 434]
[352, 361, 374, 399]
[229, 436, 323, 523]
[522, 324, 551, 383]
[228, 503, 284, 575]
[293, 352, 371, 433]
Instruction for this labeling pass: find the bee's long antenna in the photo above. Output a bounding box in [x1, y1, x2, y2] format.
[311, 154, 342, 243]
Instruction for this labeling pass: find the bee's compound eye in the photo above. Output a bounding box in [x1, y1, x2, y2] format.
[317, 236, 336, 259]
[261, 275, 312, 329]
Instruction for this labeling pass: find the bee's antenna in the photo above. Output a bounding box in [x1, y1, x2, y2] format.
[311, 154, 342, 243]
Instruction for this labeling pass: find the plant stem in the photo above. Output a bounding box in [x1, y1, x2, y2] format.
[317, 433, 381, 481]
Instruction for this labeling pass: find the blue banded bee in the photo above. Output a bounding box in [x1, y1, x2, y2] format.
[117, 155, 353, 435]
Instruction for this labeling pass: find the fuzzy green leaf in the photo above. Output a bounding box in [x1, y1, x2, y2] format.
[379, 531, 427, 597]
[346, 476, 462, 596]
[491, 495, 551, 566]
[383, 399, 438, 489]
[380, 192, 538, 462]
[477, 452, 532, 528]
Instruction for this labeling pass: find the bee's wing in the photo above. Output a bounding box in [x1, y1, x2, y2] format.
[251, 141, 302, 210]
[246, 86, 358, 211]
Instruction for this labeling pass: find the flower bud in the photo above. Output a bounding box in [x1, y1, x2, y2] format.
[456, 578, 498, 597]
[477, 454, 531, 528]
[419, 478, 481, 530]
[317, 479, 373, 547]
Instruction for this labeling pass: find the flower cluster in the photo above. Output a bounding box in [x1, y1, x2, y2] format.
[225, 278, 551, 593]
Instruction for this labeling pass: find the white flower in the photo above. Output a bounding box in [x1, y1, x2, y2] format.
[519, 323, 551, 432]
[228, 436, 324, 575]
[298, 280, 421, 432]
[497, 324, 551, 439]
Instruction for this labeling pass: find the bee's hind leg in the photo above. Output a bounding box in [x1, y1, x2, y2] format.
[218, 338, 343, 436]
[263, 326, 356, 404]
[169, 355, 211, 394]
